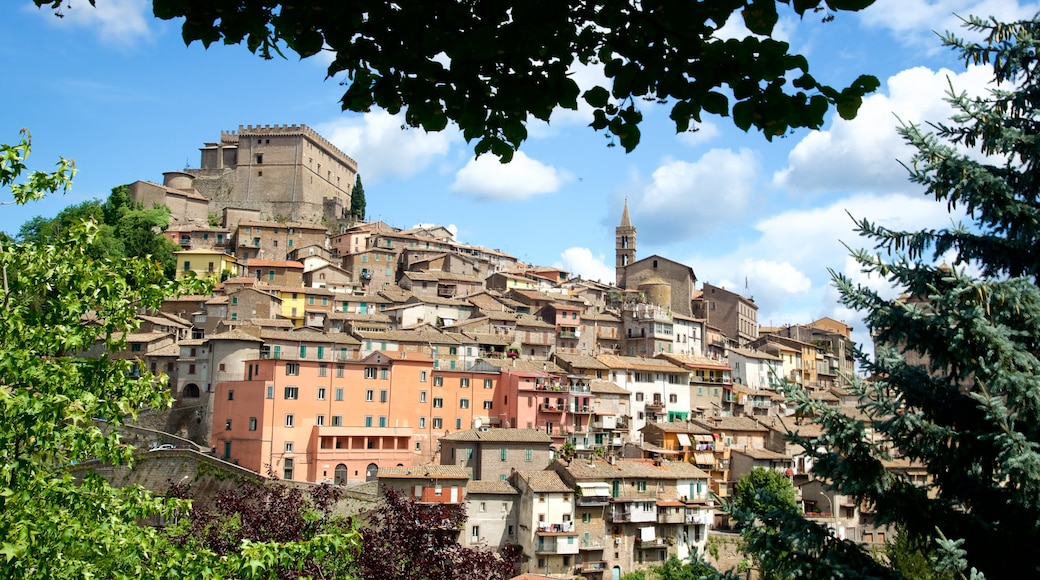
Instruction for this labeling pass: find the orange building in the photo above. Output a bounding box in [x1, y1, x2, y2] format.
[212, 350, 501, 485]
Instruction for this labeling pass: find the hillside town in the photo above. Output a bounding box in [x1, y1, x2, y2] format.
[104, 124, 916, 578]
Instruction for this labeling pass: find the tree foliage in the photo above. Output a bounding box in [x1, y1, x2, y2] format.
[168, 479, 357, 579]
[351, 174, 366, 221]
[731, 467, 797, 521]
[16, 184, 180, 278]
[741, 14, 1040, 579]
[0, 135, 353, 578]
[355, 486, 519, 580]
[40, 1, 879, 159]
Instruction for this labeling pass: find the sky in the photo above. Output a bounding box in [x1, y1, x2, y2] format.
[2, 0, 1038, 354]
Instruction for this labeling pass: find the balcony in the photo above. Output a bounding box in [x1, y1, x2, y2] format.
[577, 561, 607, 573]
[559, 330, 577, 339]
[539, 403, 565, 413]
[636, 537, 669, 550]
[645, 402, 665, 412]
[571, 405, 593, 414]
[569, 383, 591, 393]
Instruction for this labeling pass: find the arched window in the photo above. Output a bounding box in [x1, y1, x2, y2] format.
[365, 463, 379, 482]
[334, 464, 347, 485]
[184, 384, 200, 398]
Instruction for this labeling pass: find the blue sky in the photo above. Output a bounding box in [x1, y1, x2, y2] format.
[3, 0, 1037, 351]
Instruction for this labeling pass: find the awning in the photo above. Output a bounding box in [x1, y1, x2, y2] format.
[640, 526, 656, 542]
[694, 435, 713, 443]
[675, 433, 692, 447]
[576, 482, 611, 496]
[693, 453, 715, 465]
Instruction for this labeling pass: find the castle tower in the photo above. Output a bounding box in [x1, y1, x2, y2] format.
[616, 198, 636, 287]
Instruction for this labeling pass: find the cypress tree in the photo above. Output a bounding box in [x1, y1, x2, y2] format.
[351, 174, 366, 221]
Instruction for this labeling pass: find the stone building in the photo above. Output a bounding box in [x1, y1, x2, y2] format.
[170, 124, 357, 227]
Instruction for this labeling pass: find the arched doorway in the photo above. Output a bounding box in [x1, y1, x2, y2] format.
[334, 464, 347, 485]
[183, 383, 200, 398]
[365, 463, 378, 482]
[612, 566, 621, 580]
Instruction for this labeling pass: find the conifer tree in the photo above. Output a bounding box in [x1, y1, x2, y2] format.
[351, 174, 366, 221]
[738, 14, 1040, 579]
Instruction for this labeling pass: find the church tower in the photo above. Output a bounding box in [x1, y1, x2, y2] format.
[616, 198, 636, 287]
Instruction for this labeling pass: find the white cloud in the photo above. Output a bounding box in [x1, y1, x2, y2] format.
[773, 64, 996, 194]
[555, 247, 615, 284]
[32, 0, 151, 46]
[675, 121, 720, 148]
[633, 148, 758, 244]
[317, 111, 457, 182]
[860, 0, 1040, 51]
[451, 151, 571, 201]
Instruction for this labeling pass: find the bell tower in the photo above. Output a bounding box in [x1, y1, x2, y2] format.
[616, 198, 636, 287]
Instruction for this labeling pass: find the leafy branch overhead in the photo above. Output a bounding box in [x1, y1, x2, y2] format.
[41, 1, 879, 160]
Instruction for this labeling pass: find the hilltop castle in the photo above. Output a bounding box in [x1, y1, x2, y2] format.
[128, 124, 358, 229]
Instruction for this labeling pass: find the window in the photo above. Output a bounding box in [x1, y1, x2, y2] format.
[525, 448, 533, 461]
[336, 364, 345, 378]
[131, 343, 142, 353]
[420, 370, 428, 382]
[299, 345, 307, 359]
[460, 378, 470, 388]
[379, 416, 387, 427]
[308, 296, 316, 306]
[432, 417, 443, 429]
[286, 362, 299, 376]
[419, 417, 426, 428]
[483, 400, 493, 410]
[268, 270, 275, 281]
[455, 418, 462, 429]
[484, 378, 493, 389]
[459, 398, 470, 409]
[256, 153, 263, 164]
[433, 397, 443, 408]
[365, 367, 377, 379]
[284, 442, 294, 453]
[283, 458, 293, 480]
[332, 415, 342, 426]
[335, 388, 344, 401]
[471, 526, 480, 542]
[227, 390, 235, 401]
[316, 414, 325, 426]
[637, 480, 647, 492]
[317, 387, 326, 400]
[420, 391, 427, 403]
[500, 448, 507, 462]
[318, 363, 328, 377]
[365, 389, 374, 402]
[285, 414, 295, 427]
[284, 386, 299, 400]
[380, 390, 388, 403]
[479, 502, 486, 512]
[249, 417, 257, 431]
[380, 368, 389, 379]
[669, 394, 678, 403]
[266, 385, 274, 399]
[225, 419, 232, 430]
[223, 441, 231, 459]
[582, 512, 591, 523]
[635, 392, 644, 402]
[317, 346, 325, 359]
[433, 376, 444, 387]
[365, 416, 373, 427]
[449, 346, 458, 355]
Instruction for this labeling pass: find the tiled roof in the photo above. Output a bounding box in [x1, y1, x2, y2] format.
[355, 328, 463, 344]
[731, 447, 790, 460]
[208, 328, 264, 342]
[259, 329, 361, 345]
[517, 470, 572, 493]
[729, 346, 782, 361]
[377, 465, 469, 479]
[596, 354, 686, 373]
[656, 353, 731, 371]
[245, 260, 304, 268]
[403, 270, 485, 283]
[484, 359, 566, 374]
[466, 480, 519, 495]
[691, 416, 769, 433]
[560, 458, 709, 480]
[554, 353, 610, 370]
[641, 421, 712, 435]
[441, 428, 553, 444]
[589, 380, 629, 395]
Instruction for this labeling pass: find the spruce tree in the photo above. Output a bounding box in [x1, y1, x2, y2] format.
[351, 174, 366, 221]
[739, 15, 1040, 579]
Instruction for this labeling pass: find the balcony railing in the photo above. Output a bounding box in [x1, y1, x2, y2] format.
[645, 402, 665, 412]
[559, 331, 577, 339]
[577, 561, 607, 573]
[539, 403, 565, 413]
[571, 405, 593, 414]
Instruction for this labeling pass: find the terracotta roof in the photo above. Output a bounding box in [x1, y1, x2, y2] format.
[656, 353, 731, 371]
[560, 458, 709, 480]
[483, 359, 566, 374]
[691, 416, 769, 433]
[441, 428, 553, 444]
[467, 480, 519, 494]
[596, 354, 686, 373]
[641, 421, 712, 435]
[208, 328, 265, 342]
[729, 346, 782, 361]
[403, 270, 485, 283]
[245, 259, 305, 269]
[378, 465, 469, 479]
[554, 353, 610, 371]
[355, 328, 464, 344]
[517, 470, 572, 493]
[731, 447, 790, 460]
[589, 380, 629, 395]
[259, 329, 361, 345]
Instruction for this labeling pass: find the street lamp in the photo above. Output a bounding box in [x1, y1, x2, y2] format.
[817, 491, 839, 537]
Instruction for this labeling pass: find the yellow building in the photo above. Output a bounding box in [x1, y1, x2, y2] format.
[174, 248, 238, 281]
